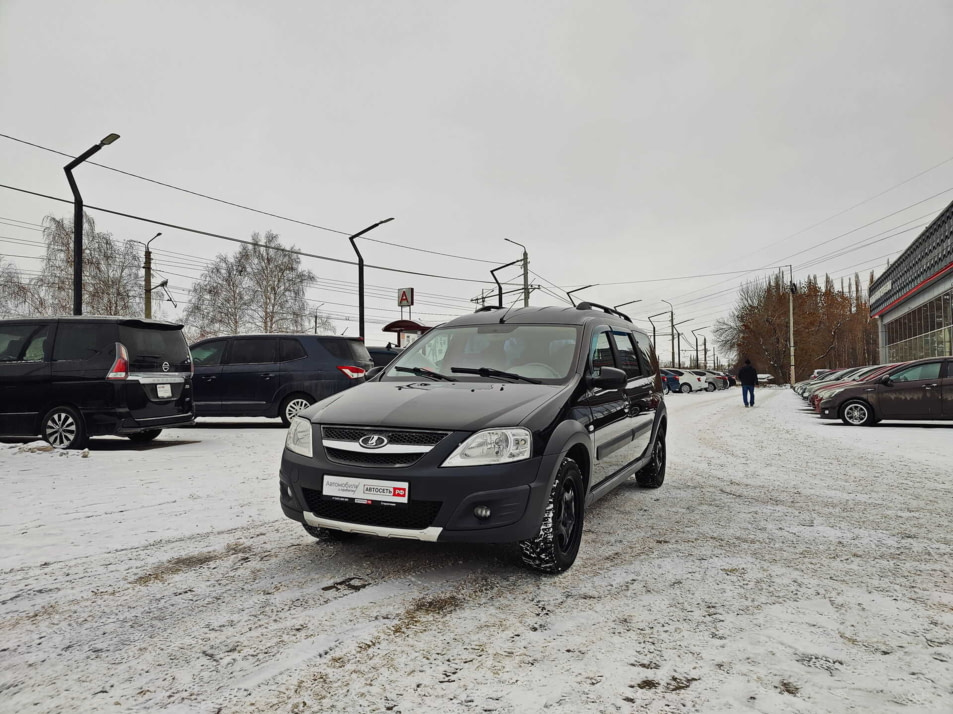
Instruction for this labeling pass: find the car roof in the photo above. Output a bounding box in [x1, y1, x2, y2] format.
[191, 334, 362, 342]
[442, 305, 643, 332]
[0, 316, 182, 329]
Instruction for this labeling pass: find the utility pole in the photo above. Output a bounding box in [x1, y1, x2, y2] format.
[661, 299, 675, 368]
[786, 264, 796, 384]
[143, 232, 161, 319]
[504, 239, 529, 307]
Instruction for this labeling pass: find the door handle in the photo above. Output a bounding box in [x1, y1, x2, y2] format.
[262, 373, 276, 380]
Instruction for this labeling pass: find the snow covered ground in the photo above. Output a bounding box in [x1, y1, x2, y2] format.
[1, 388, 951, 713]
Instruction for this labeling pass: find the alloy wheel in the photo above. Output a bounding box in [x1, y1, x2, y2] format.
[45, 412, 77, 448]
[285, 398, 312, 422]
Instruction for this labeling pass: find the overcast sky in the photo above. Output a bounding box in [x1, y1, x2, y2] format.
[2, 0, 952, 356]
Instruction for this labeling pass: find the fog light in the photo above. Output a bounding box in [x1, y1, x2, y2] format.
[473, 505, 491, 520]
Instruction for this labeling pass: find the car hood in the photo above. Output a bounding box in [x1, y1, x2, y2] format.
[301, 379, 571, 431]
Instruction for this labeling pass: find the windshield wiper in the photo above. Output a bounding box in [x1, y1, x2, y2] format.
[450, 367, 541, 384]
[393, 366, 457, 382]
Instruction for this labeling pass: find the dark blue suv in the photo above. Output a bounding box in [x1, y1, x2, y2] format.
[189, 334, 373, 425]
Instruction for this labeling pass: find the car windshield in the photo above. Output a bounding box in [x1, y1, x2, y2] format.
[384, 324, 580, 382]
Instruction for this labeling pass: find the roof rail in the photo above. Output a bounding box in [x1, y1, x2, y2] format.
[575, 301, 632, 323]
[474, 305, 505, 313]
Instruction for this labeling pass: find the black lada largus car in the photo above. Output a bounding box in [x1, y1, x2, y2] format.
[279, 302, 667, 573]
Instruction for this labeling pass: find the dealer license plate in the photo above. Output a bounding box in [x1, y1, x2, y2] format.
[156, 384, 172, 399]
[322, 475, 409, 505]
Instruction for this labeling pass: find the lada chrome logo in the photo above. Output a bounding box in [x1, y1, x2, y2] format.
[358, 434, 389, 449]
[162, 361, 170, 372]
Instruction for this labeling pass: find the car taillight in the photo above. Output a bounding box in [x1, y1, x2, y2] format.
[337, 365, 366, 380]
[107, 343, 129, 380]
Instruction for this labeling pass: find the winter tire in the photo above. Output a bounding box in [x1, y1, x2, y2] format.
[519, 457, 585, 574]
[636, 428, 666, 488]
[303, 524, 354, 541]
[679, 383, 692, 393]
[127, 429, 162, 442]
[281, 394, 313, 426]
[41, 406, 87, 450]
[706, 382, 716, 392]
[840, 399, 875, 426]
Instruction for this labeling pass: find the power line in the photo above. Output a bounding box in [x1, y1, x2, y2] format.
[0, 132, 508, 267]
[0, 183, 505, 286]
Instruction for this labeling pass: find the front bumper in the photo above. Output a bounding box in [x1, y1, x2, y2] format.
[279, 430, 563, 544]
[818, 400, 839, 419]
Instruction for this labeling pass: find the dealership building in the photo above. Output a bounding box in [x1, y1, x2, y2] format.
[869, 197, 953, 362]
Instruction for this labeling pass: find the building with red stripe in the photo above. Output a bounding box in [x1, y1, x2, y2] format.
[869, 198, 953, 362]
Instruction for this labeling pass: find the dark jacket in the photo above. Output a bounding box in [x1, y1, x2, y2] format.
[737, 364, 758, 386]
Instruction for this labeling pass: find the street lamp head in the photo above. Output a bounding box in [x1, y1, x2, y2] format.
[504, 238, 527, 251]
[100, 133, 120, 146]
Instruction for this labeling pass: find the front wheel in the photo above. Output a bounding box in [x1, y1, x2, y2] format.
[520, 457, 585, 574]
[679, 383, 692, 394]
[636, 428, 666, 488]
[41, 406, 88, 450]
[128, 429, 162, 442]
[840, 399, 875, 426]
[281, 394, 313, 426]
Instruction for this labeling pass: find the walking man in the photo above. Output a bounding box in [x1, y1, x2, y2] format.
[738, 358, 758, 407]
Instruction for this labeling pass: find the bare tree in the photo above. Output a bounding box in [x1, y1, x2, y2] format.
[29, 215, 143, 316]
[0, 257, 29, 318]
[1, 214, 143, 318]
[184, 231, 323, 339]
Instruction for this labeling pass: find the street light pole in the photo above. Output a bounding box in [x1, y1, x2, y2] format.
[504, 238, 530, 307]
[691, 326, 709, 369]
[347, 217, 395, 339]
[672, 318, 692, 368]
[566, 284, 596, 307]
[490, 260, 522, 307]
[64, 133, 120, 315]
[647, 311, 667, 352]
[143, 232, 161, 319]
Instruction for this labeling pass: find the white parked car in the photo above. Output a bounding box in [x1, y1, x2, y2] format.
[666, 368, 707, 393]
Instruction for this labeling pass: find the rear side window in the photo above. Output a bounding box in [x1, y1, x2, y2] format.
[634, 335, 657, 375]
[610, 332, 643, 378]
[226, 338, 277, 365]
[280, 338, 307, 362]
[119, 326, 190, 369]
[53, 323, 116, 362]
[191, 340, 226, 367]
[0, 324, 51, 362]
[318, 338, 371, 363]
[891, 362, 941, 382]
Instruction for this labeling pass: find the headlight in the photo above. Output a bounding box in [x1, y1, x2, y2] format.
[285, 417, 313, 458]
[441, 428, 532, 467]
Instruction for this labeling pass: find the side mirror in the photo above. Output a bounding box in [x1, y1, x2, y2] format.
[366, 366, 384, 380]
[589, 366, 627, 390]
[880, 374, 892, 386]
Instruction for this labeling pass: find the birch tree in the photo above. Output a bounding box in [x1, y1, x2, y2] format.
[184, 231, 324, 339]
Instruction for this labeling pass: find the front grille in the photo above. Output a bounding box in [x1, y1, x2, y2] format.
[320, 425, 451, 468]
[322, 426, 448, 446]
[325, 448, 421, 467]
[302, 488, 441, 530]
